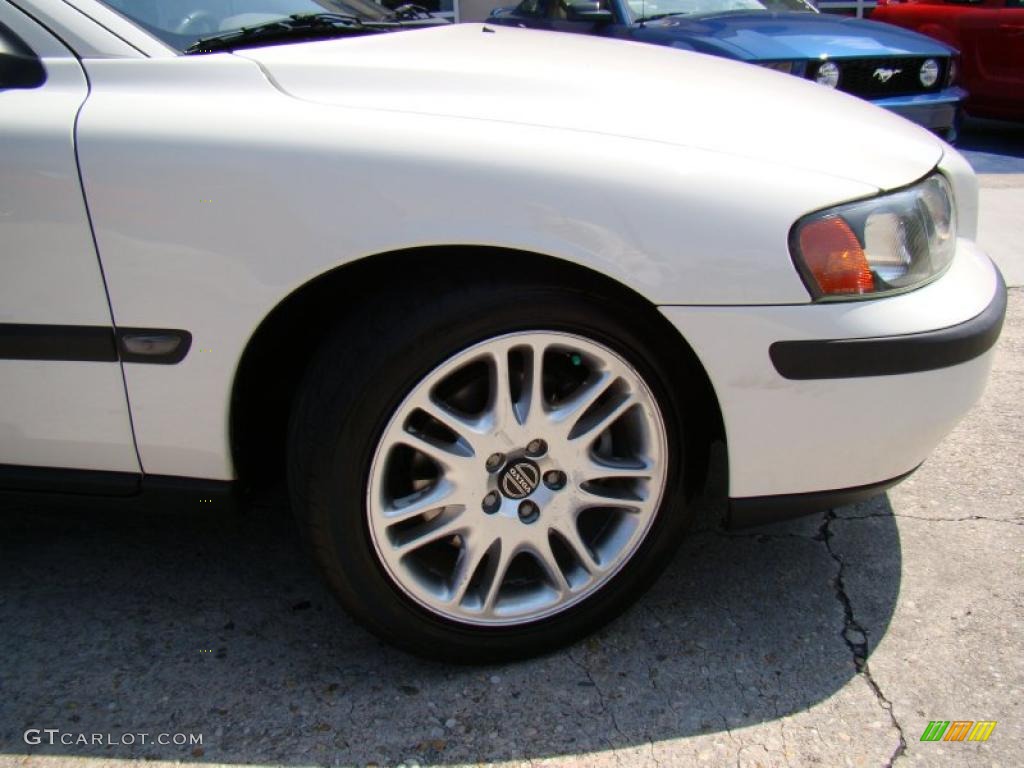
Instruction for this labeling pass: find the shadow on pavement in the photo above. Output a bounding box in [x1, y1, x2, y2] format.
[0, 483, 902, 766]
[958, 117, 1024, 174]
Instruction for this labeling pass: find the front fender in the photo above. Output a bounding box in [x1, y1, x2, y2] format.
[917, 22, 960, 51]
[76, 55, 877, 479]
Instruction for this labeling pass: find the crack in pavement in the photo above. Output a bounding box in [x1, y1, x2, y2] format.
[779, 720, 794, 768]
[713, 514, 1024, 542]
[710, 504, 1020, 762]
[841, 512, 1024, 526]
[566, 649, 629, 750]
[647, 738, 662, 768]
[818, 510, 907, 767]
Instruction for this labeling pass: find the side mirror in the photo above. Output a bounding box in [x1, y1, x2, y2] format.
[566, 2, 614, 21]
[0, 24, 46, 90]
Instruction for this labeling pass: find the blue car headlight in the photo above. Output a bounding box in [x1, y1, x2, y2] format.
[920, 58, 940, 88]
[791, 174, 956, 299]
[814, 60, 840, 88]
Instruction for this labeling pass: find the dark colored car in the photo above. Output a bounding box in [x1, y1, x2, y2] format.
[487, 0, 965, 137]
[872, 0, 1024, 122]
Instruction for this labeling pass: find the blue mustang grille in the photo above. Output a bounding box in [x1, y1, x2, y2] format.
[816, 57, 949, 99]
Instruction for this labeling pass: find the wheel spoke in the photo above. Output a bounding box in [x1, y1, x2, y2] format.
[576, 458, 653, 506]
[481, 542, 515, 613]
[532, 536, 572, 594]
[397, 429, 471, 468]
[575, 484, 644, 507]
[417, 397, 480, 451]
[549, 370, 614, 435]
[523, 341, 547, 427]
[449, 536, 493, 605]
[569, 391, 638, 442]
[383, 479, 458, 523]
[394, 510, 467, 555]
[582, 457, 654, 482]
[488, 347, 519, 430]
[551, 517, 600, 574]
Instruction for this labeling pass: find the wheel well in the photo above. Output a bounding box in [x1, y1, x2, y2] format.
[229, 246, 724, 494]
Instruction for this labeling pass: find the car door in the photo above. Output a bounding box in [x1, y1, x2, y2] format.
[935, 0, 1023, 115]
[0, 1, 139, 478]
[973, 0, 1024, 108]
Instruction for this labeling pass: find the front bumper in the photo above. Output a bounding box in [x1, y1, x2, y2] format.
[873, 87, 967, 134]
[660, 241, 1004, 522]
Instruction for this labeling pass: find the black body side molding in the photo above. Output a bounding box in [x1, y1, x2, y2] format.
[0, 324, 117, 362]
[0, 324, 191, 364]
[770, 268, 1006, 380]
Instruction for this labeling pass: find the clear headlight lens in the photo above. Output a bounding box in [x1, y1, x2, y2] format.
[791, 174, 956, 300]
[815, 60, 840, 88]
[920, 58, 940, 87]
[946, 56, 959, 86]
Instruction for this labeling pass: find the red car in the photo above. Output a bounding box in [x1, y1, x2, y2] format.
[872, 0, 1024, 122]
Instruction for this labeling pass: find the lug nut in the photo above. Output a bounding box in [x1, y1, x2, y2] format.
[525, 439, 547, 458]
[518, 500, 540, 524]
[543, 470, 566, 490]
[482, 491, 501, 514]
[485, 452, 505, 472]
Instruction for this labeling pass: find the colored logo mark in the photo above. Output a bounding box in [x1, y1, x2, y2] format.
[920, 720, 997, 742]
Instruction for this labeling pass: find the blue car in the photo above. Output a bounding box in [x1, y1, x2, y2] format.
[486, 0, 965, 138]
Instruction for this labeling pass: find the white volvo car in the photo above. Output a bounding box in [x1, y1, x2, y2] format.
[1, 0, 1005, 660]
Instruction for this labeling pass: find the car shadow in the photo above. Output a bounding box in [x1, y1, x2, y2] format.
[957, 117, 1024, 174]
[0, 466, 901, 765]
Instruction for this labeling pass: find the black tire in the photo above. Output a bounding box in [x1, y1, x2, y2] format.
[287, 273, 702, 662]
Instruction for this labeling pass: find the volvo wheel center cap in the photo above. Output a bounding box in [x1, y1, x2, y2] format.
[499, 459, 541, 500]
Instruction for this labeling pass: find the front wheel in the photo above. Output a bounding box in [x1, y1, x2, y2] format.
[288, 278, 699, 661]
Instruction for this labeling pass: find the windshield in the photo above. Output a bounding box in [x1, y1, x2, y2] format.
[627, 0, 816, 20]
[99, 0, 399, 51]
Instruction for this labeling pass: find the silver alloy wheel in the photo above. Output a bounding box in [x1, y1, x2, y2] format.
[366, 331, 669, 626]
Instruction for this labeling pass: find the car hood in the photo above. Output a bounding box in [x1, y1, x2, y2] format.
[649, 11, 954, 60]
[237, 24, 942, 190]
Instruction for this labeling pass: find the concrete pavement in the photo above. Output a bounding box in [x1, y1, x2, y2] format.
[961, 117, 1024, 288]
[978, 174, 1024, 288]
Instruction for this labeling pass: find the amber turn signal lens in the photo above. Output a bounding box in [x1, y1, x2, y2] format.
[798, 217, 875, 295]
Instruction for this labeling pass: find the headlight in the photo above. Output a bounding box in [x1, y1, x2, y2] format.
[791, 174, 956, 300]
[920, 58, 940, 87]
[815, 60, 840, 88]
